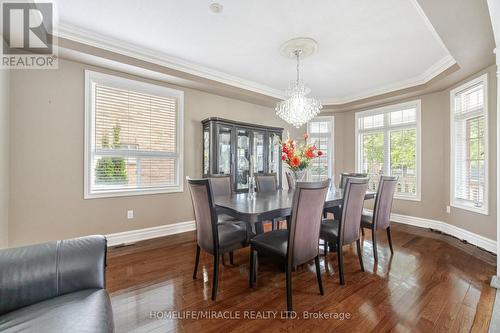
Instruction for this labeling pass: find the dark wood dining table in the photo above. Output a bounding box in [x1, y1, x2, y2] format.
[214, 187, 376, 234]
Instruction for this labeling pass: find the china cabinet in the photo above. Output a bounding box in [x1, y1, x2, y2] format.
[202, 117, 283, 192]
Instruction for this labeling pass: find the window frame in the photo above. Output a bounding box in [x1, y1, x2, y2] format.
[449, 74, 488, 215]
[307, 116, 334, 181]
[84, 70, 184, 199]
[355, 100, 422, 201]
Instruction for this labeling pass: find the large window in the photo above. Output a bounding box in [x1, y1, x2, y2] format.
[307, 116, 334, 181]
[85, 71, 184, 198]
[450, 74, 488, 214]
[355, 100, 421, 200]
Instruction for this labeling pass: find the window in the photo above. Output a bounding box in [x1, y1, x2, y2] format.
[307, 116, 334, 181]
[355, 100, 421, 200]
[450, 74, 488, 214]
[84, 71, 184, 198]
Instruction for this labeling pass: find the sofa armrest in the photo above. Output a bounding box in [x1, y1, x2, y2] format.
[0, 235, 107, 315]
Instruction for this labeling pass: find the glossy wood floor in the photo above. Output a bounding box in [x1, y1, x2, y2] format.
[107, 223, 496, 333]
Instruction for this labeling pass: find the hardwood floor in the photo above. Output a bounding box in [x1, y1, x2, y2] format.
[107, 223, 496, 333]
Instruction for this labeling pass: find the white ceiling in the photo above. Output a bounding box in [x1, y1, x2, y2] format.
[53, 0, 455, 104]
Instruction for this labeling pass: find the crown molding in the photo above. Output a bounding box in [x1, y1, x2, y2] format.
[55, 22, 456, 107]
[321, 55, 456, 105]
[55, 23, 286, 100]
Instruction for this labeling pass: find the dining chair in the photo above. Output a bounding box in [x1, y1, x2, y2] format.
[285, 172, 295, 189]
[187, 178, 253, 301]
[361, 176, 398, 261]
[327, 172, 368, 219]
[255, 173, 278, 192]
[320, 177, 369, 285]
[207, 174, 236, 223]
[255, 173, 282, 230]
[249, 179, 331, 312]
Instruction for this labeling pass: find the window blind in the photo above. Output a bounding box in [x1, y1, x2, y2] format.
[85, 71, 183, 198]
[451, 77, 487, 212]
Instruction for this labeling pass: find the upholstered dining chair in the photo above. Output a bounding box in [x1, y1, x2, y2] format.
[249, 180, 331, 312]
[207, 174, 236, 223]
[255, 173, 282, 230]
[327, 172, 368, 219]
[285, 172, 295, 189]
[255, 173, 278, 192]
[320, 177, 369, 285]
[187, 178, 253, 301]
[361, 176, 398, 261]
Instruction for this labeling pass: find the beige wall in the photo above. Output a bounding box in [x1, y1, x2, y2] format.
[9, 59, 298, 247]
[329, 65, 497, 240]
[0, 69, 9, 248]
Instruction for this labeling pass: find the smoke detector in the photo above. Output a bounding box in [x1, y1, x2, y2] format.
[210, 3, 223, 14]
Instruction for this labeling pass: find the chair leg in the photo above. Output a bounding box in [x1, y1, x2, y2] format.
[229, 251, 234, 265]
[286, 263, 293, 312]
[314, 256, 324, 295]
[361, 227, 365, 237]
[337, 245, 345, 285]
[356, 239, 365, 272]
[211, 254, 220, 301]
[372, 228, 378, 262]
[323, 211, 327, 219]
[323, 239, 328, 256]
[193, 245, 200, 279]
[387, 227, 394, 254]
[249, 247, 255, 288]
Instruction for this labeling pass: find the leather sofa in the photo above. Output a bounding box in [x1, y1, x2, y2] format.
[0, 235, 114, 332]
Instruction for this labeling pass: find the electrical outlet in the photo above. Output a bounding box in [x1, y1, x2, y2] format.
[127, 210, 134, 219]
[446, 206, 451, 214]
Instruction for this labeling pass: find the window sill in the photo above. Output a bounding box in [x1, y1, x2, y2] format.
[84, 187, 183, 199]
[450, 203, 489, 216]
[394, 194, 421, 202]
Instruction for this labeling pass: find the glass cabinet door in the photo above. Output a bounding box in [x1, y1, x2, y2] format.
[236, 129, 250, 190]
[253, 131, 265, 175]
[268, 132, 281, 174]
[203, 127, 210, 175]
[217, 126, 232, 175]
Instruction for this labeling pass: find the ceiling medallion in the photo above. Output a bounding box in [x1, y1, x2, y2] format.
[275, 37, 322, 128]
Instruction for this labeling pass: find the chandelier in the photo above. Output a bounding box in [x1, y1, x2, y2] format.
[276, 39, 322, 128]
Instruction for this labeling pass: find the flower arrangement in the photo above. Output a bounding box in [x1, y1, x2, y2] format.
[281, 133, 323, 181]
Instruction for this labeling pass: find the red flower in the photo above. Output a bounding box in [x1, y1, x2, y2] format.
[304, 147, 315, 159]
[317, 150, 323, 156]
[281, 154, 287, 161]
[282, 146, 288, 154]
[290, 156, 301, 167]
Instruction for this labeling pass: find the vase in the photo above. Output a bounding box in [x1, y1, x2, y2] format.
[291, 169, 307, 182]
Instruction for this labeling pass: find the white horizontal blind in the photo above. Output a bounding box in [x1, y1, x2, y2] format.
[85, 71, 183, 198]
[451, 75, 487, 213]
[356, 101, 420, 199]
[307, 117, 334, 181]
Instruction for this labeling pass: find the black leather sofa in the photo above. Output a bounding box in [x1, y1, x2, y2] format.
[0, 235, 114, 332]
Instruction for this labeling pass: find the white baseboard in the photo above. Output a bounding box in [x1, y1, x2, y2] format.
[106, 220, 196, 247]
[378, 211, 496, 253]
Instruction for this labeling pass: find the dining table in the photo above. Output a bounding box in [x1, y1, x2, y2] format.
[214, 187, 376, 234]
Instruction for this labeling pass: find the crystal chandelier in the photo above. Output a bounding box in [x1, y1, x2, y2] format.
[276, 49, 322, 128]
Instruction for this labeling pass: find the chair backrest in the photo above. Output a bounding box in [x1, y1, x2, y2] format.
[287, 179, 331, 266]
[339, 172, 367, 189]
[187, 178, 218, 254]
[285, 172, 295, 189]
[372, 176, 398, 230]
[255, 173, 278, 192]
[339, 177, 369, 245]
[208, 174, 232, 197]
